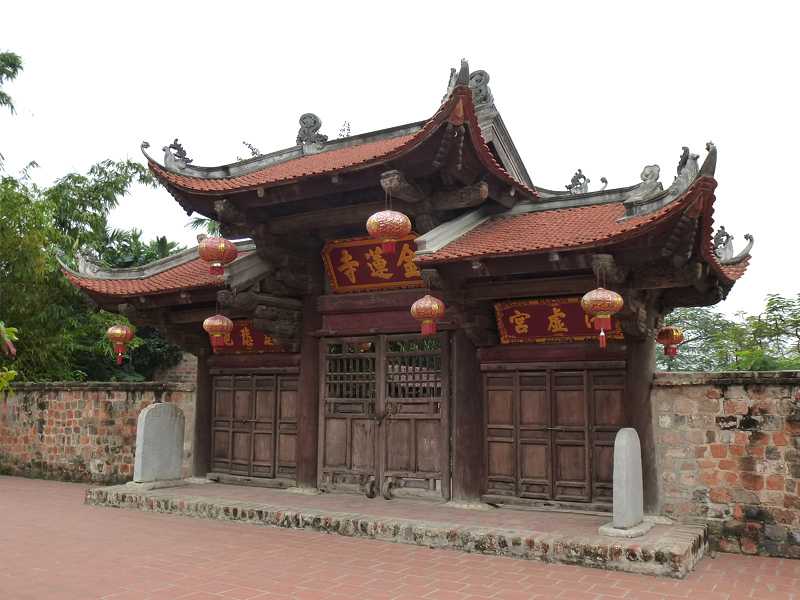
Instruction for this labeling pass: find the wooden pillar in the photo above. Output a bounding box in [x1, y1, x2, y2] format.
[192, 349, 212, 478]
[450, 329, 484, 502]
[625, 334, 660, 514]
[296, 269, 323, 489]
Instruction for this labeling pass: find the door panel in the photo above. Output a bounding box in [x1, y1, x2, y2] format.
[484, 366, 625, 504]
[319, 334, 448, 499]
[211, 373, 298, 481]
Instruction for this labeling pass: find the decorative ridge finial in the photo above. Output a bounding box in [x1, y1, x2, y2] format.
[456, 59, 470, 86]
[699, 141, 717, 177]
[161, 138, 192, 171]
[297, 113, 328, 154]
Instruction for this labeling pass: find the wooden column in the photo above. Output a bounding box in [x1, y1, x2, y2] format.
[296, 267, 323, 489]
[450, 329, 485, 502]
[625, 334, 660, 514]
[192, 348, 212, 478]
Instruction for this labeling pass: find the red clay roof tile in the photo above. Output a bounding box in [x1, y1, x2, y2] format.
[64, 257, 225, 297]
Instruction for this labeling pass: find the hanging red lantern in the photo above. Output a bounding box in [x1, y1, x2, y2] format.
[580, 287, 624, 349]
[198, 236, 238, 275]
[106, 324, 134, 365]
[657, 325, 684, 357]
[366, 210, 412, 254]
[203, 314, 234, 352]
[410, 295, 446, 336]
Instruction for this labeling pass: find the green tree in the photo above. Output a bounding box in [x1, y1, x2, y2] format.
[186, 216, 221, 236]
[0, 51, 22, 114]
[93, 228, 184, 268]
[0, 162, 183, 381]
[658, 295, 800, 372]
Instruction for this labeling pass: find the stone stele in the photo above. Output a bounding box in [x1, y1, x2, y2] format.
[133, 402, 185, 483]
[598, 427, 654, 538]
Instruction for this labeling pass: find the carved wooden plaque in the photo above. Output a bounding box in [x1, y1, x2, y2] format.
[494, 297, 624, 344]
[214, 320, 287, 354]
[321, 235, 424, 293]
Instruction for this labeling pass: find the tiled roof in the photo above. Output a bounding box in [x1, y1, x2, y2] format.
[418, 195, 690, 264]
[150, 86, 537, 199]
[64, 257, 225, 297]
[150, 134, 415, 192]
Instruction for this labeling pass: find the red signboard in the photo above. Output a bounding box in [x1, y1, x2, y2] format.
[213, 320, 286, 354]
[322, 235, 424, 294]
[495, 297, 624, 345]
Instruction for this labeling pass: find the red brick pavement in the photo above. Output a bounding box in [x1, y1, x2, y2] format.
[1, 476, 798, 600]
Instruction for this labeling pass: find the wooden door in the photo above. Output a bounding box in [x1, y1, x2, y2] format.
[382, 334, 449, 499]
[318, 334, 448, 499]
[211, 374, 297, 481]
[318, 338, 379, 494]
[484, 367, 625, 504]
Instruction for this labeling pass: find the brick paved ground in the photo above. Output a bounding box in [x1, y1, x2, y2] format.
[1, 477, 799, 600]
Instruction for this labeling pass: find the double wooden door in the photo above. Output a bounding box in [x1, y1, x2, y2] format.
[318, 334, 449, 499]
[484, 368, 625, 504]
[211, 374, 298, 481]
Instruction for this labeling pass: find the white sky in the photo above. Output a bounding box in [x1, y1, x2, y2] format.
[2, 1, 798, 316]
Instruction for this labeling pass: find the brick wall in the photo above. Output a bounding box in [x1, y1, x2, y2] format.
[154, 352, 198, 384]
[0, 382, 196, 484]
[653, 371, 800, 557]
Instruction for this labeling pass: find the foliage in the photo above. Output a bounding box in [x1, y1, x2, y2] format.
[0, 51, 22, 114]
[92, 229, 184, 268]
[0, 161, 184, 382]
[0, 321, 18, 391]
[657, 294, 800, 372]
[186, 216, 221, 236]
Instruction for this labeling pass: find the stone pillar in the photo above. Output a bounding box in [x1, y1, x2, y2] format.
[134, 402, 185, 483]
[599, 428, 653, 537]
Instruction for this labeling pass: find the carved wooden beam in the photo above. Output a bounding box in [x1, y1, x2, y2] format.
[214, 198, 247, 226]
[591, 254, 629, 285]
[380, 170, 425, 203]
[431, 181, 488, 211]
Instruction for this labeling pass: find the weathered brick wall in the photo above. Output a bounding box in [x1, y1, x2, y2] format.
[653, 371, 800, 557]
[154, 352, 198, 384]
[0, 382, 196, 484]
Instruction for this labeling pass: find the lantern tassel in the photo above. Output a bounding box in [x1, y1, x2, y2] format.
[421, 320, 437, 336]
[599, 329, 607, 349]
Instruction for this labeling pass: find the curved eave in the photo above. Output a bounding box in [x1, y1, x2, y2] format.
[61, 243, 254, 299]
[147, 86, 538, 201]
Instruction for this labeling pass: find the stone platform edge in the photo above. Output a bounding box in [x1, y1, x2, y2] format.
[85, 486, 708, 579]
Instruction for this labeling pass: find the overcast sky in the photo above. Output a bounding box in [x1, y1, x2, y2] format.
[2, 1, 797, 316]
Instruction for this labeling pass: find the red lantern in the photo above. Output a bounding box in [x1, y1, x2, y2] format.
[106, 324, 134, 365]
[580, 287, 624, 349]
[203, 314, 234, 352]
[657, 326, 684, 357]
[410, 295, 446, 336]
[198, 237, 238, 275]
[366, 210, 412, 254]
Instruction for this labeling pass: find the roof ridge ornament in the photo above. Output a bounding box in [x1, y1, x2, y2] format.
[715, 227, 754, 264]
[162, 138, 192, 171]
[442, 59, 494, 110]
[297, 113, 328, 154]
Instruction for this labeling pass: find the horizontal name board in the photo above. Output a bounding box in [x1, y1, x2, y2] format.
[214, 320, 286, 354]
[495, 297, 624, 345]
[322, 235, 424, 293]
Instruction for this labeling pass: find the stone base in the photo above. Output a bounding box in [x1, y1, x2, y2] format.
[444, 500, 494, 511]
[86, 484, 708, 578]
[599, 520, 656, 538]
[285, 486, 322, 495]
[126, 479, 190, 491]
